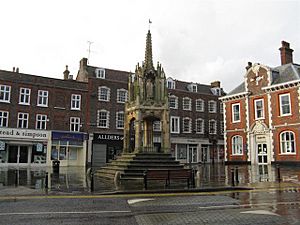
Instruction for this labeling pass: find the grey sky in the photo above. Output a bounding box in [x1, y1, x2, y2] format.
[0, 0, 299, 92]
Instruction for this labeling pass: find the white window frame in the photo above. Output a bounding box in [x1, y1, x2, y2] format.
[17, 112, 29, 129]
[280, 131, 296, 154]
[279, 93, 291, 116]
[183, 97, 191, 111]
[95, 68, 105, 79]
[0, 85, 11, 103]
[98, 86, 110, 102]
[97, 110, 109, 128]
[19, 87, 31, 105]
[117, 89, 128, 103]
[0, 111, 9, 127]
[232, 135, 243, 155]
[209, 119, 217, 134]
[254, 99, 264, 119]
[195, 118, 204, 134]
[196, 99, 204, 112]
[220, 102, 224, 114]
[208, 100, 217, 113]
[153, 121, 161, 131]
[182, 117, 192, 133]
[232, 103, 240, 123]
[169, 95, 178, 109]
[71, 94, 81, 110]
[36, 114, 47, 130]
[170, 116, 180, 134]
[116, 111, 124, 129]
[70, 117, 81, 132]
[166, 78, 175, 89]
[37, 90, 48, 107]
[191, 84, 197, 92]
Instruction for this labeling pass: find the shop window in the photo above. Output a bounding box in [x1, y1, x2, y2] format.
[69, 147, 78, 160]
[59, 147, 67, 160]
[31, 144, 46, 164]
[51, 147, 58, 160]
[51, 140, 83, 161]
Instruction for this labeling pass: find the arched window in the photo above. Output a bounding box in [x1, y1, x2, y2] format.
[280, 131, 296, 154]
[232, 136, 243, 155]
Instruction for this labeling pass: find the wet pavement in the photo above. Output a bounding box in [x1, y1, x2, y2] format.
[0, 164, 300, 196]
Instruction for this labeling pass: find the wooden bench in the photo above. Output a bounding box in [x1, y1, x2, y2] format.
[143, 169, 193, 189]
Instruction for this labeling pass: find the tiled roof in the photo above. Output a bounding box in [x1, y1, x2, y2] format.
[272, 63, 300, 85]
[227, 82, 245, 96]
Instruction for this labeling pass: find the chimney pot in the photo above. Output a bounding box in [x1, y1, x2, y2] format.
[16, 67, 19, 73]
[13, 67, 15, 72]
[63, 65, 70, 80]
[279, 41, 293, 65]
[245, 62, 252, 71]
[211, 81, 221, 88]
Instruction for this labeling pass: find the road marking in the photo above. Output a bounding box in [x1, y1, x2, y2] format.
[240, 210, 279, 216]
[128, 198, 155, 205]
[0, 210, 131, 216]
[198, 201, 300, 210]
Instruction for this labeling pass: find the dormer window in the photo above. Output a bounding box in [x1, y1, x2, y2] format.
[187, 83, 197, 92]
[166, 78, 175, 89]
[211, 87, 221, 96]
[95, 68, 105, 79]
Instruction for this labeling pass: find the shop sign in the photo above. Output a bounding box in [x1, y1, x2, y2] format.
[36, 143, 44, 152]
[94, 133, 124, 141]
[0, 128, 49, 140]
[52, 131, 86, 141]
[0, 141, 5, 151]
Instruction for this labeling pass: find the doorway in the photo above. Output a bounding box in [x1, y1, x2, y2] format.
[257, 143, 267, 164]
[188, 145, 198, 163]
[8, 145, 29, 164]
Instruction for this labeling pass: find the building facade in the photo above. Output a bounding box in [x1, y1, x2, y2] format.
[220, 41, 300, 165]
[0, 68, 88, 167]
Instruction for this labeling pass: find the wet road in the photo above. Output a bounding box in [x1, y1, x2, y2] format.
[1, 187, 300, 225]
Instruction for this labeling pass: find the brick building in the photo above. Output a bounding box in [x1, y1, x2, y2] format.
[220, 41, 300, 165]
[0, 67, 88, 167]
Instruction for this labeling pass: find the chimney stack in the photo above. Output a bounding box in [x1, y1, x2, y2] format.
[80, 58, 88, 69]
[279, 41, 293, 65]
[63, 65, 70, 80]
[211, 81, 221, 88]
[16, 67, 19, 73]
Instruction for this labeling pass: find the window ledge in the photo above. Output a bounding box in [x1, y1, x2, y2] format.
[0, 101, 10, 104]
[279, 153, 296, 155]
[19, 103, 30, 106]
[71, 108, 81, 111]
[37, 105, 48, 108]
[279, 113, 292, 117]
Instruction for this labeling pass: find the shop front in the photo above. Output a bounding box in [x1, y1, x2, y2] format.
[0, 128, 50, 166]
[92, 133, 123, 167]
[49, 131, 87, 167]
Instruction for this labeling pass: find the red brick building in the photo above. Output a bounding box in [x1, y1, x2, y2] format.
[220, 41, 300, 165]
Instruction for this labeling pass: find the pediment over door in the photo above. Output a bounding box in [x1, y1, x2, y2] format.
[251, 121, 269, 134]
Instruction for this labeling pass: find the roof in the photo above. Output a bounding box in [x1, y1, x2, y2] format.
[227, 82, 245, 96]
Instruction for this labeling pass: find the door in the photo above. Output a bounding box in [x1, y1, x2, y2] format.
[92, 144, 107, 167]
[188, 145, 198, 163]
[257, 143, 267, 164]
[19, 146, 28, 163]
[8, 146, 18, 163]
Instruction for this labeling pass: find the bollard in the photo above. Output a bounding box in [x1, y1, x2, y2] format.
[231, 168, 235, 186]
[90, 170, 94, 192]
[15, 170, 18, 187]
[235, 166, 239, 184]
[45, 172, 48, 189]
[276, 164, 281, 182]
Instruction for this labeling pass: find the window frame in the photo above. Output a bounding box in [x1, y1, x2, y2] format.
[97, 110, 109, 128]
[98, 86, 110, 102]
[117, 89, 128, 103]
[208, 100, 217, 113]
[170, 116, 180, 134]
[279, 93, 291, 116]
[0, 85, 11, 103]
[0, 111, 9, 127]
[71, 94, 81, 110]
[232, 135, 243, 155]
[37, 90, 49, 107]
[182, 97, 192, 111]
[17, 112, 29, 129]
[195, 118, 204, 134]
[36, 114, 47, 130]
[280, 131, 296, 154]
[169, 95, 178, 109]
[232, 103, 240, 123]
[19, 87, 31, 105]
[116, 111, 124, 129]
[182, 117, 192, 133]
[195, 99, 204, 112]
[254, 99, 264, 119]
[209, 119, 217, 134]
[95, 68, 105, 79]
[153, 121, 161, 131]
[70, 117, 81, 132]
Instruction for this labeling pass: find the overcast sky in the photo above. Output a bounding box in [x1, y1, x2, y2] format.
[0, 0, 299, 91]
